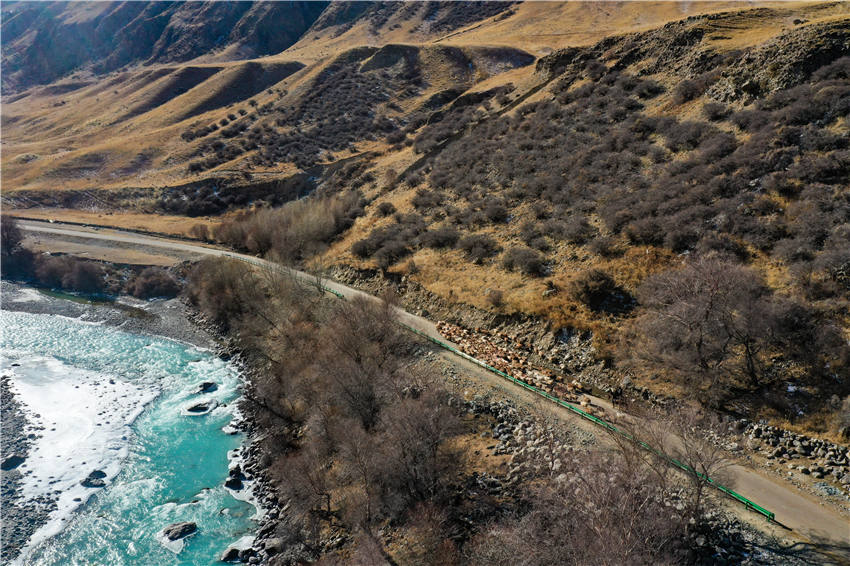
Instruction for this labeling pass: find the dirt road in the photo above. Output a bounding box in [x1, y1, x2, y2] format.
[16, 220, 850, 555]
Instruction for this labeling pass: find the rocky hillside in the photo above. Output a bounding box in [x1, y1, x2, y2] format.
[3, 1, 849, 437]
[0, 1, 328, 93]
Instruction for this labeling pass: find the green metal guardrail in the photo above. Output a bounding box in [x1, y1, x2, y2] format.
[397, 321, 775, 522]
[234, 256, 775, 522]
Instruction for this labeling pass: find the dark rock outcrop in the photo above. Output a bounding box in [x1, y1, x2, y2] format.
[220, 547, 240, 562]
[80, 470, 107, 488]
[162, 521, 197, 541]
[1, 454, 25, 471]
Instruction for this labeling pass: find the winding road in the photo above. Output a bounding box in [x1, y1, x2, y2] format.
[15, 219, 850, 558]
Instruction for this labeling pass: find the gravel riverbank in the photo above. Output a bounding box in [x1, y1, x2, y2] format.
[0, 281, 217, 350]
[1, 373, 56, 562]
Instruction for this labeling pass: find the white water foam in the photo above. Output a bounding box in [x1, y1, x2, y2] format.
[5, 287, 46, 303]
[8, 354, 159, 564]
[225, 446, 266, 522]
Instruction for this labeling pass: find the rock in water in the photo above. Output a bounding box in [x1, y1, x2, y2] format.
[220, 547, 240, 562]
[1, 454, 25, 470]
[162, 521, 197, 541]
[185, 400, 219, 415]
[197, 381, 218, 393]
[81, 469, 107, 488]
[224, 477, 243, 490]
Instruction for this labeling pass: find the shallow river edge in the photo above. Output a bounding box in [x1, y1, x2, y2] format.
[0, 281, 272, 564]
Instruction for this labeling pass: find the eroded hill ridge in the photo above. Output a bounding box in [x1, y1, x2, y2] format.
[2, 1, 849, 438]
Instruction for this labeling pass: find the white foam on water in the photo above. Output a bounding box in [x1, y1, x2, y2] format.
[226, 447, 266, 521]
[155, 531, 188, 555]
[2, 308, 258, 565]
[8, 355, 159, 565]
[5, 287, 46, 303]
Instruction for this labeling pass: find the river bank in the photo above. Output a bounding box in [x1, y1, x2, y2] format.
[0, 282, 265, 565]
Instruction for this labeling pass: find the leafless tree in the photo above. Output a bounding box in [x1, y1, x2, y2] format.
[632, 258, 774, 402]
[467, 448, 684, 566]
[378, 392, 460, 511]
[608, 404, 732, 529]
[1, 215, 23, 258]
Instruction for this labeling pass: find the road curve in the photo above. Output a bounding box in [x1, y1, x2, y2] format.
[16, 220, 850, 553]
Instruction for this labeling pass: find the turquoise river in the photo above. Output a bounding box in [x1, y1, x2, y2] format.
[1, 308, 257, 565]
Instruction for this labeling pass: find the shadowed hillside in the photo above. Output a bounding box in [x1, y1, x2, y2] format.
[0, 1, 327, 93]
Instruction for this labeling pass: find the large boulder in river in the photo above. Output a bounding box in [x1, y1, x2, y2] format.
[185, 400, 218, 415]
[162, 521, 197, 541]
[1, 454, 25, 470]
[81, 469, 107, 488]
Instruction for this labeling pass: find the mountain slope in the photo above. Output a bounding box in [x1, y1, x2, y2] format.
[0, 0, 328, 93]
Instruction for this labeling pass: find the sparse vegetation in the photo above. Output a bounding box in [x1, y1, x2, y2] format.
[5, 4, 850, 563]
[214, 191, 365, 260]
[502, 246, 546, 277]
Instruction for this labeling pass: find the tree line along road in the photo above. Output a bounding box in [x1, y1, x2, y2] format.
[15, 219, 850, 555]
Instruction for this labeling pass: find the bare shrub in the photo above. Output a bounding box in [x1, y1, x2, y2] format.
[375, 202, 396, 217]
[34, 256, 72, 288]
[502, 246, 547, 276]
[125, 267, 180, 298]
[418, 226, 459, 249]
[588, 235, 621, 257]
[1, 215, 23, 257]
[560, 215, 597, 244]
[185, 257, 261, 331]
[457, 233, 501, 264]
[569, 269, 630, 312]
[702, 102, 729, 121]
[34, 256, 105, 293]
[215, 191, 364, 261]
[673, 79, 702, 104]
[0, 215, 34, 279]
[188, 223, 210, 241]
[486, 288, 504, 308]
[62, 260, 105, 293]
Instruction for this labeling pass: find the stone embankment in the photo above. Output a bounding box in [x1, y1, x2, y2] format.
[330, 267, 670, 405]
[462, 395, 815, 566]
[437, 320, 611, 418]
[738, 422, 850, 487]
[438, 318, 850, 502]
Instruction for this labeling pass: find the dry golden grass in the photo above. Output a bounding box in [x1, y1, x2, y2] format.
[5, 1, 839, 196]
[438, 1, 808, 54]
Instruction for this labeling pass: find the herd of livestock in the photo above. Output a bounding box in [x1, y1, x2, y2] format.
[435, 320, 609, 416]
